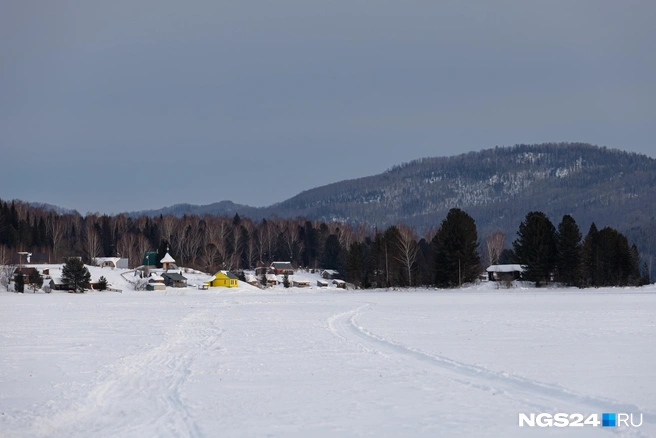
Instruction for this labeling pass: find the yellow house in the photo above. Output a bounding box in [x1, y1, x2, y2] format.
[204, 271, 239, 288]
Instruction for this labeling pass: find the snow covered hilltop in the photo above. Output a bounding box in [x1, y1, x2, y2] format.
[129, 142, 656, 253]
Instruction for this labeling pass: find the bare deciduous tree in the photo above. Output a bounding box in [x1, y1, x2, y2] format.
[395, 224, 419, 287]
[0, 244, 17, 291]
[84, 222, 102, 264]
[485, 231, 505, 266]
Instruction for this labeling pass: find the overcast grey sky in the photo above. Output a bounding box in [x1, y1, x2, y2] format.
[1, 1, 655, 214]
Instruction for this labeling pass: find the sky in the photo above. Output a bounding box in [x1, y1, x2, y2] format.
[1, 1, 655, 214]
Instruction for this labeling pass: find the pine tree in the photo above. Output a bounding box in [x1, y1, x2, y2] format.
[581, 223, 600, 286]
[62, 258, 91, 292]
[28, 269, 44, 293]
[513, 211, 557, 287]
[97, 275, 108, 291]
[432, 208, 481, 288]
[14, 271, 24, 293]
[555, 215, 582, 286]
[345, 241, 364, 288]
[282, 273, 290, 288]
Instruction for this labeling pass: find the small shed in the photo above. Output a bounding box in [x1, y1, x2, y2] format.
[270, 262, 294, 275]
[486, 264, 524, 281]
[292, 280, 310, 288]
[162, 272, 187, 288]
[49, 277, 67, 291]
[321, 270, 340, 280]
[266, 274, 278, 286]
[317, 280, 328, 287]
[333, 279, 346, 289]
[245, 274, 259, 286]
[146, 275, 166, 291]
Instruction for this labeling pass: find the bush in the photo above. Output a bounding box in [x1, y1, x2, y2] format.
[97, 276, 108, 291]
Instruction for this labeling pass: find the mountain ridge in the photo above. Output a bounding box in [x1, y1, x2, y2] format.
[125, 143, 656, 239]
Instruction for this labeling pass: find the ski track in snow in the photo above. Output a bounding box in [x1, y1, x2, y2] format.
[328, 303, 654, 438]
[32, 308, 224, 438]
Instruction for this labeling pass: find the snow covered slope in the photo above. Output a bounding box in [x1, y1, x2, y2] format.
[1, 286, 655, 437]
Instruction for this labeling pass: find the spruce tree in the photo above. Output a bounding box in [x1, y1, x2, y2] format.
[581, 223, 600, 286]
[14, 271, 24, 293]
[513, 211, 557, 287]
[28, 269, 44, 293]
[97, 275, 108, 291]
[555, 215, 582, 286]
[62, 258, 91, 292]
[432, 208, 481, 288]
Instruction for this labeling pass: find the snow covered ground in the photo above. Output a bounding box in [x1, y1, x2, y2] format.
[1, 283, 655, 437]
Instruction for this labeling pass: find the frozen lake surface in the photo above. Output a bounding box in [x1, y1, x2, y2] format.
[1, 286, 655, 437]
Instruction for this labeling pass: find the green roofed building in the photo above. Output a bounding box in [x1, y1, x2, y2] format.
[143, 251, 158, 268]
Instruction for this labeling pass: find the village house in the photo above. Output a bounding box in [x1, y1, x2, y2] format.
[270, 262, 294, 275]
[486, 264, 524, 281]
[162, 272, 187, 288]
[204, 271, 239, 288]
[321, 269, 340, 280]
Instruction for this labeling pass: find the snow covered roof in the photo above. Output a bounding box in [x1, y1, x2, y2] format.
[220, 270, 238, 279]
[162, 272, 186, 281]
[160, 252, 175, 264]
[321, 269, 338, 275]
[271, 262, 293, 270]
[149, 275, 164, 281]
[245, 274, 258, 282]
[96, 257, 121, 265]
[486, 264, 524, 273]
[266, 274, 277, 281]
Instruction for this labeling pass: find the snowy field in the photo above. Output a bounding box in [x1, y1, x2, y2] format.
[1, 285, 655, 437]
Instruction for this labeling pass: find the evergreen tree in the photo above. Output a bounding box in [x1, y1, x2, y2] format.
[498, 248, 516, 264]
[62, 258, 91, 292]
[97, 275, 108, 291]
[555, 214, 582, 286]
[28, 269, 44, 293]
[282, 273, 290, 288]
[432, 208, 481, 288]
[345, 241, 365, 288]
[321, 234, 343, 271]
[513, 211, 557, 287]
[581, 223, 600, 286]
[14, 271, 24, 293]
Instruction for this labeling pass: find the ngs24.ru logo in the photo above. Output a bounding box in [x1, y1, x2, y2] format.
[519, 413, 643, 428]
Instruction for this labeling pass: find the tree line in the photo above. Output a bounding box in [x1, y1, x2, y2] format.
[0, 197, 650, 289]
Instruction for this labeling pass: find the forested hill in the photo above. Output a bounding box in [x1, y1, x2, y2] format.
[269, 143, 656, 235]
[131, 143, 656, 242]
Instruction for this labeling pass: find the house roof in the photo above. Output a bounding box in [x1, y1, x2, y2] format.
[266, 274, 277, 281]
[206, 271, 239, 282]
[163, 272, 186, 281]
[486, 264, 524, 273]
[160, 252, 176, 264]
[271, 262, 293, 270]
[321, 269, 338, 275]
[221, 271, 238, 279]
